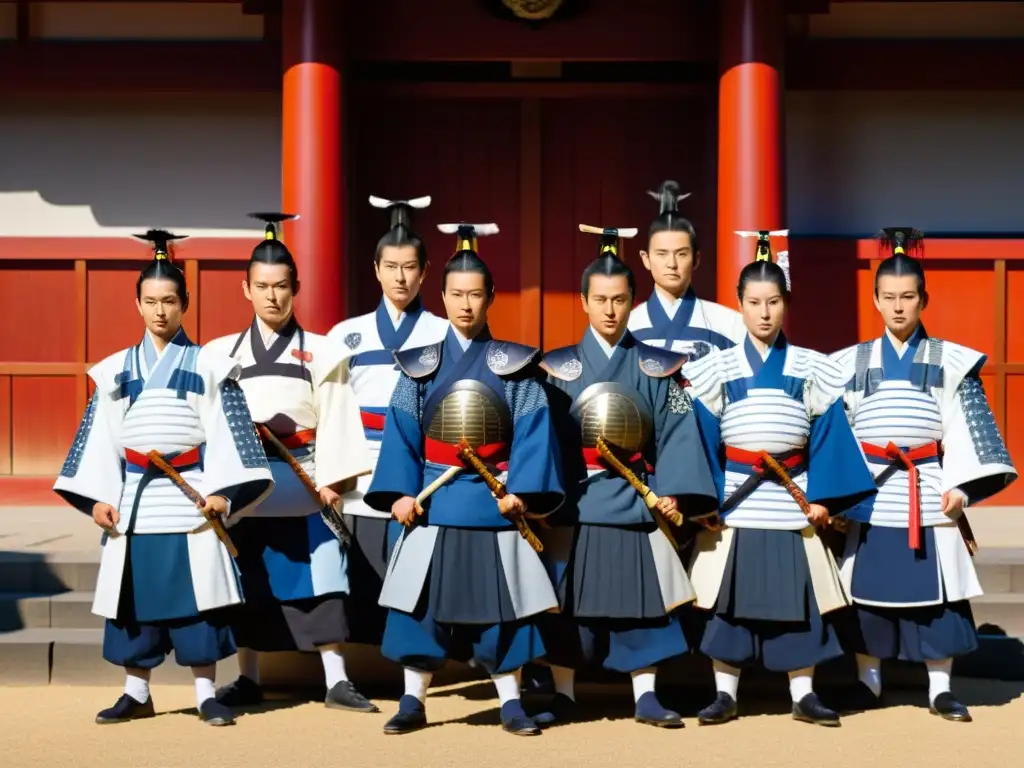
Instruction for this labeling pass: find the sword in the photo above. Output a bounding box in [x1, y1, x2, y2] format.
[414, 465, 463, 517]
[455, 439, 543, 553]
[147, 450, 238, 558]
[595, 437, 681, 549]
[256, 424, 353, 548]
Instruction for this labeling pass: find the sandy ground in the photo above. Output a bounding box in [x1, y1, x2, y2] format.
[1, 679, 1021, 768]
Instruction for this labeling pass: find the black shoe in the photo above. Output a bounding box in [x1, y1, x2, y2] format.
[500, 700, 542, 736]
[198, 699, 236, 726]
[792, 693, 841, 727]
[634, 691, 684, 728]
[383, 695, 427, 735]
[521, 663, 555, 696]
[214, 676, 263, 707]
[697, 692, 738, 725]
[531, 693, 577, 727]
[325, 680, 380, 713]
[843, 681, 883, 713]
[929, 692, 972, 722]
[95, 693, 156, 725]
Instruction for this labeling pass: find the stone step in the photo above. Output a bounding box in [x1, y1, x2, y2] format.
[0, 551, 100, 593]
[0, 590, 103, 631]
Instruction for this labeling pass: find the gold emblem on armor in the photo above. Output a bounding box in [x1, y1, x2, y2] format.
[573, 383, 653, 454]
[426, 380, 512, 449]
[502, 0, 564, 20]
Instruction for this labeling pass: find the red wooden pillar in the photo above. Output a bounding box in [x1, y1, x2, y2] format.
[281, 0, 344, 332]
[716, 0, 786, 307]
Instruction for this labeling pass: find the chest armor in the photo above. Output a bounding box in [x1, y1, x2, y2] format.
[570, 383, 652, 453]
[425, 380, 512, 448]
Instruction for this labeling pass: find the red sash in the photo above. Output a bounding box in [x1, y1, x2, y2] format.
[124, 446, 201, 471]
[860, 440, 942, 551]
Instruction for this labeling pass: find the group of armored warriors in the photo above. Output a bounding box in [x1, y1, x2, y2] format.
[52, 180, 1017, 735]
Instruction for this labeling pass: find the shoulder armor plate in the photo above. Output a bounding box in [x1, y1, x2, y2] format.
[636, 342, 686, 378]
[539, 346, 583, 381]
[394, 342, 443, 379]
[486, 341, 538, 376]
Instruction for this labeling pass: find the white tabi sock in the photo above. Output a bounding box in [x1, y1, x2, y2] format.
[124, 668, 151, 704]
[237, 647, 260, 685]
[926, 658, 953, 704]
[550, 665, 576, 701]
[318, 645, 348, 689]
[788, 667, 815, 703]
[404, 667, 432, 703]
[192, 664, 217, 708]
[856, 653, 882, 697]
[712, 661, 741, 700]
[630, 668, 657, 703]
[491, 670, 523, 706]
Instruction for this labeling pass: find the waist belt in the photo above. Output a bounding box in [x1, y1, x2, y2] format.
[860, 440, 942, 551]
[424, 437, 510, 472]
[721, 447, 809, 514]
[360, 411, 386, 431]
[125, 446, 202, 473]
[260, 428, 316, 450]
[581, 446, 653, 474]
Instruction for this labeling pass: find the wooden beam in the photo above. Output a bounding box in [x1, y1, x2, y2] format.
[15, 1, 30, 41]
[357, 82, 714, 100]
[518, 99, 542, 348]
[73, 259, 88, 416]
[787, 38, 1024, 90]
[182, 260, 201, 341]
[0, 41, 280, 94]
[345, 0, 716, 62]
[0, 237, 253, 261]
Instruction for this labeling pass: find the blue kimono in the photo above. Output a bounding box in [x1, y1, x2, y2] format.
[365, 326, 565, 674]
[683, 334, 876, 672]
[538, 329, 719, 673]
[53, 329, 273, 669]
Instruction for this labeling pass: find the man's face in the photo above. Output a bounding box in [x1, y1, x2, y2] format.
[442, 271, 493, 335]
[136, 278, 185, 340]
[581, 274, 632, 343]
[874, 274, 926, 338]
[639, 230, 697, 296]
[243, 263, 296, 325]
[374, 245, 426, 309]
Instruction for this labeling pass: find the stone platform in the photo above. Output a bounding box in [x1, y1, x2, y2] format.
[2, 503, 1024, 689]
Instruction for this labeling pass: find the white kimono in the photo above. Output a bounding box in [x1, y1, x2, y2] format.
[53, 329, 274, 620]
[628, 286, 747, 360]
[205, 317, 372, 598]
[832, 329, 1017, 606]
[205, 317, 372, 518]
[326, 297, 449, 519]
[683, 335, 872, 616]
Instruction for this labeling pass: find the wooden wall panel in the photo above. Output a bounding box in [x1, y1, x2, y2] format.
[539, 95, 717, 351]
[87, 264, 145, 361]
[0, 264, 76, 362]
[198, 263, 252, 343]
[1002, 375, 1024, 506]
[786, 238, 865, 352]
[0, 375, 11, 475]
[11, 376, 78, 475]
[916, 265, 995, 358]
[348, 97, 522, 340]
[1007, 265, 1024, 364]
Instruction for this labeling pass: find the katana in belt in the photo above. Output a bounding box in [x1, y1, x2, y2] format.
[147, 450, 238, 558]
[456, 438, 543, 553]
[595, 436, 682, 550]
[256, 424, 353, 548]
